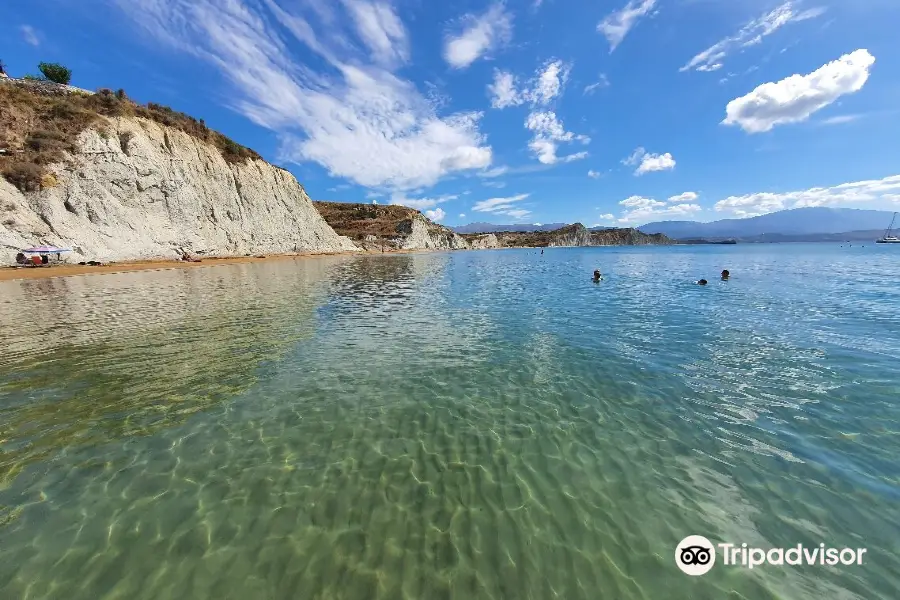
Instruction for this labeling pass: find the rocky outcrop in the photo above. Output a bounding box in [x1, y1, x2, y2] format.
[315, 202, 469, 251]
[0, 118, 358, 262]
[547, 224, 594, 247]
[462, 223, 674, 247]
[467, 233, 500, 249]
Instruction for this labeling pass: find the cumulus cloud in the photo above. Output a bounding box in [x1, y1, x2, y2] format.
[111, 0, 493, 191]
[668, 191, 698, 203]
[525, 111, 589, 165]
[723, 49, 875, 133]
[588, 170, 601, 179]
[20, 25, 40, 47]
[623, 147, 676, 175]
[487, 59, 570, 109]
[681, 2, 826, 73]
[459, 213, 466, 218]
[714, 174, 900, 217]
[443, 3, 512, 69]
[488, 71, 523, 109]
[425, 208, 447, 222]
[598, 0, 657, 52]
[617, 195, 702, 223]
[390, 192, 458, 210]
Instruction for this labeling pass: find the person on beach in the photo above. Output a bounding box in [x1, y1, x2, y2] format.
[698, 279, 708, 285]
[721, 269, 730, 280]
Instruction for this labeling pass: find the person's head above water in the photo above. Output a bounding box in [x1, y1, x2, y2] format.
[721, 269, 730, 279]
[698, 279, 708, 285]
[593, 269, 601, 278]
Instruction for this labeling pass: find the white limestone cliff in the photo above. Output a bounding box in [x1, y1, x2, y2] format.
[0, 117, 358, 262]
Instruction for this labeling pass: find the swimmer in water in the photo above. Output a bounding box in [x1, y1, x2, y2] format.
[593, 269, 602, 282]
[721, 269, 730, 280]
[698, 279, 708, 285]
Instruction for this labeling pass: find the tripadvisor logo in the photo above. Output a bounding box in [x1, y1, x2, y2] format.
[675, 535, 867, 576]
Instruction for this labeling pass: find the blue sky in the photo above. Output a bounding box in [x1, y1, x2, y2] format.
[3, 0, 900, 227]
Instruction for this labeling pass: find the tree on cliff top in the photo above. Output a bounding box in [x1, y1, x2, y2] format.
[38, 62, 72, 85]
[0, 60, 6, 75]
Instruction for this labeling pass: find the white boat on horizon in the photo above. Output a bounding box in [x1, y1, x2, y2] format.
[876, 212, 900, 244]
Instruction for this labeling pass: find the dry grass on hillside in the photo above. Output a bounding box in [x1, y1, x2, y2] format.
[315, 201, 425, 240]
[0, 82, 260, 192]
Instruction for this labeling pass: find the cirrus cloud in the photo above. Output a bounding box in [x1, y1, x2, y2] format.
[723, 49, 875, 133]
[598, 0, 657, 52]
[681, 2, 826, 73]
[110, 0, 494, 192]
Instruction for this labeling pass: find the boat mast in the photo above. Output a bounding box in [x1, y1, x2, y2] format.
[886, 212, 898, 239]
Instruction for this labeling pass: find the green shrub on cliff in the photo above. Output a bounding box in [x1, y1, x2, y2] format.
[38, 62, 72, 85]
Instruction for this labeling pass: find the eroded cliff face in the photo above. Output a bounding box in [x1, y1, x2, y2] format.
[0, 118, 358, 262]
[399, 216, 469, 250]
[466, 233, 500, 249]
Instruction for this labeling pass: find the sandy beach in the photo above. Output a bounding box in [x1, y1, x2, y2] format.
[0, 250, 380, 282]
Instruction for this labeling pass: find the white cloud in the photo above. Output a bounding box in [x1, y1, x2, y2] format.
[821, 114, 861, 126]
[112, 0, 493, 192]
[488, 70, 523, 109]
[472, 193, 533, 219]
[525, 111, 590, 165]
[595, 213, 616, 222]
[483, 180, 507, 188]
[617, 195, 702, 223]
[723, 49, 875, 133]
[529, 60, 569, 105]
[623, 147, 676, 175]
[598, 0, 657, 52]
[488, 59, 570, 109]
[668, 191, 698, 203]
[584, 74, 610, 95]
[504, 209, 531, 220]
[459, 213, 466, 218]
[20, 25, 40, 47]
[681, 2, 826, 73]
[328, 184, 352, 192]
[714, 174, 900, 217]
[343, 0, 409, 66]
[588, 170, 602, 179]
[390, 192, 458, 210]
[443, 3, 512, 69]
[425, 208, 447, 222]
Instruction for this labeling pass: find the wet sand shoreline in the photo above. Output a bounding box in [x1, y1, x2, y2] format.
[0, 249, 417, 282]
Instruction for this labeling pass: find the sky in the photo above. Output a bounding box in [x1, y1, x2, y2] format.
[3, 0, 900, 227]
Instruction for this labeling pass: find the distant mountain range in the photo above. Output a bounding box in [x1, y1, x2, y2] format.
[453, 208, 897, 242]
[638, 207, 895, 240]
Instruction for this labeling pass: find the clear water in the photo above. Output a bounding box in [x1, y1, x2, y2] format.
[1, 244, 899, 600]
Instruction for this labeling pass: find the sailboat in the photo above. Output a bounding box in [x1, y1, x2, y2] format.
[876, 212, 900, 244]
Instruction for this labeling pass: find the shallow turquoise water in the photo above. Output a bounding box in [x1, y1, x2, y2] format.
[1, 244, 899, 599]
